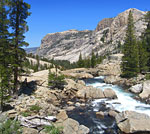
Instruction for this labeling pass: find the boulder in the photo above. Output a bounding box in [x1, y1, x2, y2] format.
[97, 62, 121, 76]
[77, 80, 86, 86]
[77, 86, 105, 99]
[62, 118, 89, 134]
[6, 109, 18, 118]
[139, 80, 150, 99]
[65, 106, 76, 111]
[35, 86, 57, 101]
[57, 110, 68, 121]
[103, 88, 117, 99]
[115, 111, 150, 133]
[104, 75, 120, 84]
[77, 125, 90, 134]
[22, 127, 38, 134]
[108, 110, 118, 117]
[129, 84, 143, 94]
[63, 118, 79, 134]
[65, 78, 84, 91]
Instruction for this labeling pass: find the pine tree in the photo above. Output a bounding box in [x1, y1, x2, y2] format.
[143, 11, 150, 71]
[0, 0, 11, 111]
[9, 0, 31, 94]
[121, 10, 139, 78]
[84, 57, 91, 68]
[91, 50, 96, 68]
[77, 53, 84, 68]
[137, 39, 148, 73]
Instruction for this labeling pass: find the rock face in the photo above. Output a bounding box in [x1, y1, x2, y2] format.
[37, 29, 93, 63]
[36, 8, 146, 63]
[95, 18, 114, 32]
[115, 111, 150, 133]
[24, 47, 39, 54]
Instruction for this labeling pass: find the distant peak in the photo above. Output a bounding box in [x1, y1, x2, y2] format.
[123, 8, 145, 14]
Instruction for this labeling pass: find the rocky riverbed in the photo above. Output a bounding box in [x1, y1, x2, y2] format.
[2, 54, 150, 134]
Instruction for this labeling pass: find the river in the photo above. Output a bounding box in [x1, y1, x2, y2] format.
[68, 76, 150, 134]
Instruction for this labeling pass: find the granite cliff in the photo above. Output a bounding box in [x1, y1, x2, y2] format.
[36, 8, 146, 62]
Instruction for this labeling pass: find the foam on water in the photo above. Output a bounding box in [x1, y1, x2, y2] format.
[87, 77, 150, 116]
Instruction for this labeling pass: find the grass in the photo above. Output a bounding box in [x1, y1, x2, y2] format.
[30, 105, 41, 113]
[20, 111, 32, 117]
[0, 119, 21, 134]
[44, 125, 63, 134]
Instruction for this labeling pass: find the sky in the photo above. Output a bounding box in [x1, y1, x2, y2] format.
[24, 0, 150, 48]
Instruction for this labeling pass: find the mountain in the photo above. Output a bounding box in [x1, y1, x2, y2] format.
[36, 8, 147, 63]
[25, 47, 39, 54]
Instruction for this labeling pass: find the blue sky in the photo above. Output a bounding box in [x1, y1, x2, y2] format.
[24, 0, 150, 48]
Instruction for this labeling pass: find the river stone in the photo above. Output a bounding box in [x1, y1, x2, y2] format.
[129, 84, 143, 94]
[103, 88, 117, 99]
[115, 111, 150, 133]
[96, 111, 105, 119]
[104, 75, 120, 84]
[139, 80, 150, 99]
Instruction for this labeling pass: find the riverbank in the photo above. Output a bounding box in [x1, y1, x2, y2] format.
[1, 53, 150, 134]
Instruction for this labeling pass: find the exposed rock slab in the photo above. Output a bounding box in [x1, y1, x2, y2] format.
[62, 68, 94, 79]
[18, 115, 56, 128]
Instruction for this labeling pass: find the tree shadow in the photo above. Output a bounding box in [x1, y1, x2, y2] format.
[18, 80, 37, 96]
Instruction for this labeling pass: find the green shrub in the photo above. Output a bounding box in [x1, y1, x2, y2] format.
[145, 74, 150, 80]
[0, 119, 21, 134]
[20, 111, 32, 117]
[48, 70, 66, 90]
[30, 105, 41, 113]
[44, 125, 63, 134]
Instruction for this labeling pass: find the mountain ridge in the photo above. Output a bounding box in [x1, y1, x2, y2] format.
[36, 8, 147, 62]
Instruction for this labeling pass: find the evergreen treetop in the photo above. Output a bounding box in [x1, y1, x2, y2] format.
[9, 0, 31, 94]
[0, 0, 11, 111]
[121, 10, 139, 78]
